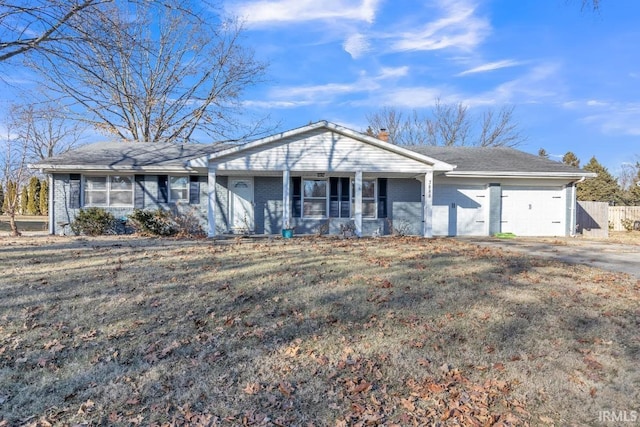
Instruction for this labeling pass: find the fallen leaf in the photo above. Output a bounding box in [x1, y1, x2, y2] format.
[243, 382, 261, 395]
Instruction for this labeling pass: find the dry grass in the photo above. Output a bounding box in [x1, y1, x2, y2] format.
[0, 235, 638, 426]
[606, 230, 640, 245]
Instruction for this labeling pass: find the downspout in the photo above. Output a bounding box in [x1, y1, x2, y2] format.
[570, 176, 586, 237]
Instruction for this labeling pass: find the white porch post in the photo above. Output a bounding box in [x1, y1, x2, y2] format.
[282, 169, 291, 230]
[207, 166, 217, 238]
[423, 171, 433, 238]
[354, 170, 363, 237]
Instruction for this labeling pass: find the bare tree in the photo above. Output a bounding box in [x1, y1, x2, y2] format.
[0, 116, 30, 236]
[33, 0, 268, 143]
[366, 102, 526, 147]
[618, 160, 640, 191]
[0, 0, 104, 63]
[426, 100, 472, 146]
[478, 106, 525, 147]
[12, 103, 84, 160]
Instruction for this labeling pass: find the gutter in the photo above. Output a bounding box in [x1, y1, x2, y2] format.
[444, 171, 597, 179]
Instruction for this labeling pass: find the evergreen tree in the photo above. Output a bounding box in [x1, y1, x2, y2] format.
[577, 156, 624, 204]
[20, 187, 29, 215]
[2, 181, 17, 214]
[625, 163, 640, 205]
[563, 151, 580, 168]
[538, 148, 549, 159]
[0, 183, 4, 215]
[39, 179, 49, 216]
[26, 176, 41, 215]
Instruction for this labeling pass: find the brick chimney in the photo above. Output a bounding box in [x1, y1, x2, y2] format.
[378, 128, 389, 142]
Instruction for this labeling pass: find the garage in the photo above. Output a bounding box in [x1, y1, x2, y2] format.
[433, 185, 488, 236]
[501, 186, 565, 236]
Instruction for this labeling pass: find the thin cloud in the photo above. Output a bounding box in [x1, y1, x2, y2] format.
[457, 59, 525, 76]
[343, 33, 371, 59]
[581, 103, 640, 136]
[228, 0, 381, 26]
[251, 67, 411, 107]
[388, 1, 490, 52]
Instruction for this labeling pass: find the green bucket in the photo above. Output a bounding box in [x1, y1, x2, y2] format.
[282, 228, 294, 239]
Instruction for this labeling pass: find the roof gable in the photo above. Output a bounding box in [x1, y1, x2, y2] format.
[189, 121, 454, 173]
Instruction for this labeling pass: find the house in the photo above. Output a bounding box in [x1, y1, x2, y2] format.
[32, 121, 594, 237]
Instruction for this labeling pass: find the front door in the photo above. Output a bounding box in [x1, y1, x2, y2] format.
[229, 178, 254, 233]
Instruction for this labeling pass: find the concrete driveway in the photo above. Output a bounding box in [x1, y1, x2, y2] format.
[458, 237, 640, 279]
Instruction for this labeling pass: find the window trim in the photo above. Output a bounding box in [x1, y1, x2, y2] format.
[168, 175, 189, 203]
[302, 178, 328, 218]
[83, 175, 134, 208]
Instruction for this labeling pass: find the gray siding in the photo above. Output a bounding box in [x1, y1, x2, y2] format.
[254, 177, 283, 234]
[387, 178, 422, 235]
[214, 176, 229, 234]
[51, 173, 209, 235]
[488, 183, 502, 235]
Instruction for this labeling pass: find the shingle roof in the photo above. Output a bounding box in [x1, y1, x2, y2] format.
[32, 142, 230, 170]
[404, 146, 586, 174]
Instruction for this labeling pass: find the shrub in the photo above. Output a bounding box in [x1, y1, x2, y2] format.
[70, 208, 116, 236]
[171, 207, 205, 238]
[129, 208, 178, 236]
[621, 218, 634, 232]
[387, 218, 412, 236]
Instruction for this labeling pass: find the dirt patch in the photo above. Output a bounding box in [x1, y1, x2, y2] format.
[0, 235, 638, 425]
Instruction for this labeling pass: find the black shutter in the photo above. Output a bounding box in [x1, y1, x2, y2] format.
[69, 174, 81, 208]
[157, 175, 168, 203]
[377, 178, 387, 218]
[134, 175, 145, 208]
[189, 176, 201, 205]
[292, 177, 301, 218]
[329, 177, 339, 217]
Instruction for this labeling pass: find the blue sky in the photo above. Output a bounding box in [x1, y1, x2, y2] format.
[225, 0, 640, 174]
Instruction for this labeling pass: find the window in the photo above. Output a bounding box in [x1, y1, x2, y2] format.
[169, 176, 189, 202]
[292, 177, 382, 219]
[303, 179, 327, 217]
[84, 175, 133, 207]
[330, 177, 350, 218]
[352, 179, 377, 218]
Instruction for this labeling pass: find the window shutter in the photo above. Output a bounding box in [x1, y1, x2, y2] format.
[69, 174, 81, 209]
[157, 175, 168, 203]
[134, 175, 145, 208]
[292, 176, 301, 218]
[189, 176, 201, 205]
[377, 178, 387, 218]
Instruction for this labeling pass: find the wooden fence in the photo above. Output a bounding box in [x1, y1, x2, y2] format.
[609, 206, 640, 231]
[576, 201, 609, 238]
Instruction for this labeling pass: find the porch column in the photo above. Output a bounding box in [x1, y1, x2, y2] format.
[207, 166, 217, 237]
[423, 171, 433, 238]
[354, 170, 363, 237]
[282, 169, 291, 230]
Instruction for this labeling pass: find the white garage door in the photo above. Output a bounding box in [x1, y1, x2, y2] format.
[501, 186, 565, 236]
[433, 185, 487, 236]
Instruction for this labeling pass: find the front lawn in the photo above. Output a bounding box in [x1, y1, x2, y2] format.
[0, 236, 638, 426]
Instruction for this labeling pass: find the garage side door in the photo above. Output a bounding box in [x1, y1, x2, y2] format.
[433, 185, 487, 236]
[501, 186, 565, 236]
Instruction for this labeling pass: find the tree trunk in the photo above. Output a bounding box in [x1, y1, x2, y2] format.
[9, 213, 21, 236]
